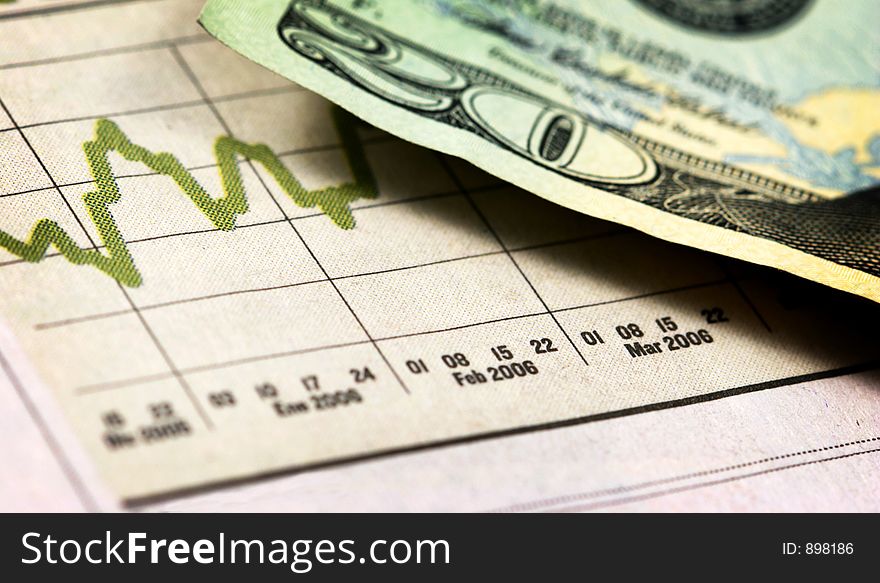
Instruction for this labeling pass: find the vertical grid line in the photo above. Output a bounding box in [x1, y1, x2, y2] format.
[435, 154, 591, 369]
[0, 96, 214, 430]
[713, 258, 772, 333]
[115, 282, 214, 428]
[169, 45, 411, 394]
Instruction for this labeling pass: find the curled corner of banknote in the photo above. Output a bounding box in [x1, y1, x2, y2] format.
[199, 0, 880, 303]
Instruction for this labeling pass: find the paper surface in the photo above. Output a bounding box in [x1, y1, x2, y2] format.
[0, 0, 877, 508]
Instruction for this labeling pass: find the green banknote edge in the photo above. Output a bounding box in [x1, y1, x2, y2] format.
[199, 0, 879, 303]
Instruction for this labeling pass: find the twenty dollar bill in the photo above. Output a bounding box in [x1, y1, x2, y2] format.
[200, 0, 880, 301]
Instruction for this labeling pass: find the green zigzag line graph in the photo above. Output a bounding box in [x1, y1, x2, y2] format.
[0, 108, 377, 287]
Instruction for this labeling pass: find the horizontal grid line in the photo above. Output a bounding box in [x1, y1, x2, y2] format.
[34, 226, 632, 331]
[75, 370, 177, 394]
[0, 29, 208, 70]
[0, 0, 160, 24]
[331, 249, 502, 281]
[0, 130, 399, 200]
[180, 340, 373, 377]
[552, 278, 732, 313]
[70, 276, 733, 394]
[61, 180, 461, 245]
[0, 84, 304, 135]
[35, 278, 328, 330]
[1, 182, 503, 268]
[2, 189, 462, 265]
[375, 311, 548, 343]
[0, 133, 385, 200]
[102, 217, 289, 246]
[375, 277, 735, 341]
[75, 340, 373, 394]
[511, 228, 628, 251]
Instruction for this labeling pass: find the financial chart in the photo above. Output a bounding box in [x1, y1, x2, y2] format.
[0, 0, 878, 503]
